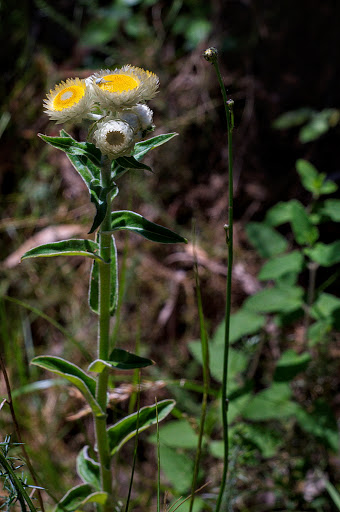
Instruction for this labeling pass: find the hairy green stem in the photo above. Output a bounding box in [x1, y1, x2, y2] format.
[95, 162, 113, 506]
[189, 249, 210, 512]
[210, 54, 234, 512]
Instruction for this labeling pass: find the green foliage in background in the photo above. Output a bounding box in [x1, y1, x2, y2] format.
[149, 158, 340, 510]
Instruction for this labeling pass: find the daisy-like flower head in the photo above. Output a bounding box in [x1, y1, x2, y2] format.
[93, 119, 136, 159]
[91, 65, 159, 110]
[44, 78, 92, 124]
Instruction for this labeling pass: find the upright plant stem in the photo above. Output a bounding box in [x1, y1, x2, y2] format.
[206, 49, 234, 512]
[189, 245, 210, 512]
[95, 161, 113, 504]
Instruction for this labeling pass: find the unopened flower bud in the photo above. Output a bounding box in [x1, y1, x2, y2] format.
[203, 47, 218, 63]
[93, 119, 136, 159]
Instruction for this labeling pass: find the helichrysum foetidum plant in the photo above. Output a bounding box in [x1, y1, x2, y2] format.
[44, 65, 158, 157]
[20, 64, 187, 512]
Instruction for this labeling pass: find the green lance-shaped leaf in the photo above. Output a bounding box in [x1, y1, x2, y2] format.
[88, 180, 114, 234]
[111, 133, 178, 180]
[55, 484, 108, 512]
[40, 132, 102, 168]
[76, 446, 101, 491]
[115, 155, 152, 172]
[40, 131, 117, 233]
[58, 130, 101, 186]
[133, 133, 178, 160]
[107, 399, 175, 456]
[21, 239, 102, 262]
[88, 348, 154, 373]
[31, 356, 104, 416]
[109, 210, 187, 244]
[89, 236, 118, 316]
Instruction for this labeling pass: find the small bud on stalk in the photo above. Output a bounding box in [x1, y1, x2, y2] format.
[203, 47, 218, 63]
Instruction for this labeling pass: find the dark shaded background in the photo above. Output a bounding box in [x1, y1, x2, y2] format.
[0, 1, 339, 511]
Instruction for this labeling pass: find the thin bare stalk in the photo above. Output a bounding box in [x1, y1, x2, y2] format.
[125, 372, 141, 512]
[203, 48, 234, 512]
[188, 238, 210, 512]
[303, 261, 318, 344]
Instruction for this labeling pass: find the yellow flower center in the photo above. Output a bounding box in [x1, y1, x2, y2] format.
[98, 74, 139, 93]
[52, 85, 85, 111]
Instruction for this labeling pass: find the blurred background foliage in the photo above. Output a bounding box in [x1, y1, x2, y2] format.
[0, 1, 340, 511]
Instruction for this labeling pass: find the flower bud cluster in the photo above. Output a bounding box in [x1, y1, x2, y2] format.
[44, 65, 159, 159]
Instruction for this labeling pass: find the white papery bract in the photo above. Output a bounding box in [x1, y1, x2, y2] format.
[131, 104, 154, 131]
[93, 119, 136, 159]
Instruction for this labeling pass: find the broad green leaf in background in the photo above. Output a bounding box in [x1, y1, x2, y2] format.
[290, 200, 319, 245]
[148, 419, 199, 449]
[228, 385, 253, 423]
[89, 236, 118, 316]
[310, 293, 340, 320]
[107, 400, 175, 455]
[212, 311, 266, 346]
[296, 400, 339, 452]
[243, 285, 304, 314]
[133, 133, 178, 160]
[246, 222, 288, 258]
[189, 342, 248, 388]
[264, 201, 294, 227]
[299, 109, 340, 143]
[240, 423, 284, 458]
[305, 241, 340, 266]
[31, 356, 103, 416]
[296, 159, 337, 196]
[88, 348, 154, 372]
[54, 484, 107, 512]
[321, 199, 340, 222]
[273, 108, 315, 129]
[242, 383, 298, 421]
[76, 446, 100, 491]
[109, 210, 187, 244]
[157, 444, 194, 494]
[273, 349, 311, 382]
[296, 159, 323, 195]
[258, 251, 304, 281]
[307, 319, 332, 346]
[21, 239, 102, 263]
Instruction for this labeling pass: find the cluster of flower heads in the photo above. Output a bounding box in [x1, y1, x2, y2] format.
[44, 65, 159, 159]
